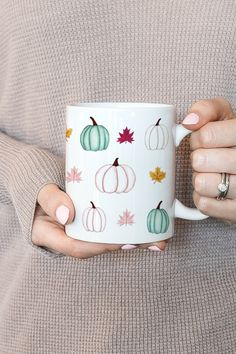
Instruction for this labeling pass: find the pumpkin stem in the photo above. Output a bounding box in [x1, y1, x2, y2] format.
[90, 117, 97, 126]
[90, 201, 96, 209]
[156, 201, 163, 209]
[155, 118, 162, 126]
[113, 158, 119, 166]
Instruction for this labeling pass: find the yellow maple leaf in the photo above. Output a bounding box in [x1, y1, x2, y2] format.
[149, 167, 166, 183]
[66, 128, 72, 140]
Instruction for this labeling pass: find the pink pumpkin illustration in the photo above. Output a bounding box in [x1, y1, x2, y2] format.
[82, 201, 106, 232]
[95, 157, 136, 193]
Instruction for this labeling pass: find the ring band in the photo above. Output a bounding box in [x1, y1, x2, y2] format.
[217, 173, 230, 200]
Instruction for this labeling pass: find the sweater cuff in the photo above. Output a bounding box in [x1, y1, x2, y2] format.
[3, 145, 66, 258]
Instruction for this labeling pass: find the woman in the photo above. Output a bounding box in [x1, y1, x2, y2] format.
[0, 1, 235, 353]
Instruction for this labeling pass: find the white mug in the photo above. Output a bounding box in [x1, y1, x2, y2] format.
[65, 102, 208, 244]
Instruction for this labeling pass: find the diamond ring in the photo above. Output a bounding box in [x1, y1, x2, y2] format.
[217, 173, 230, 200]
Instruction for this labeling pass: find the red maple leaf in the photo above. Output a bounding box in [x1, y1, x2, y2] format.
[117, 127, 134, 144]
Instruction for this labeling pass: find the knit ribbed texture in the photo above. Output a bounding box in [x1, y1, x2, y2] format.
[0, 132, 65, 257]
[0, 1, 235, 353]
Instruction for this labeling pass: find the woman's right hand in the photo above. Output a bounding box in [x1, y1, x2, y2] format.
[32, 183, 124, 258]
[32, 183, 168, 258]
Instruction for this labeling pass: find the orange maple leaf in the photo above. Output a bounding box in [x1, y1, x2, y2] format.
[149, 167, 166, 183]
[66, 128, 72, 140]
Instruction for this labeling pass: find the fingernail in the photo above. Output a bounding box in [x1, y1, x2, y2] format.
[121, 244, 137, 250]
[148, 245, 162, 252]
[56, 205, 69, 225]
[182, 113, 200, 125]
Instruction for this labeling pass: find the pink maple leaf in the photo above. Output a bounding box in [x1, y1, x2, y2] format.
[66, 167, 82, 183]
[117, 209, 135, 226]
[117, 127, 134, 144]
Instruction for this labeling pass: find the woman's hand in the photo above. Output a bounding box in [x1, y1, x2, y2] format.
[33, 97, 236, 259]
[182, 97, 236, 224]
[32, 184, 168, 258]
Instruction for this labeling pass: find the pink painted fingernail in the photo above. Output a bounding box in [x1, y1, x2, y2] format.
[121, 244, 137, 250]
[56, 205, 69, 225]
[148, 245, 162, 252]
[182, 113, 200, 125]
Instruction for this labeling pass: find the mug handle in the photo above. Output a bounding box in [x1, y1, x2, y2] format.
[174, 124, 209, 220]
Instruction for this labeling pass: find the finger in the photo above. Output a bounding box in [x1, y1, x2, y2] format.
[191, 148, 236, 174]
[192, 172, 236, 199]
[193, 191, 236, 223]
[137, 240, 168, 251]
[37, 183, 75, 225]
[33, 216, 123, 259]
[182, 97, 235, 131]
[190, 119, 236, 150]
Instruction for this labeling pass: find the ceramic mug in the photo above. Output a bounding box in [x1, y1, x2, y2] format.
[65, 102, 208, 244]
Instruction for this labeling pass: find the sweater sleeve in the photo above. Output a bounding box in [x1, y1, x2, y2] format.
[0, 131, 65, 258]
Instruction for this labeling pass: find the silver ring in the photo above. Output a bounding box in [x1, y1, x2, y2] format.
[217, 173, 230, 200]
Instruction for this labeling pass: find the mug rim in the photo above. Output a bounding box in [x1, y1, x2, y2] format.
[67, 102, 174, 109]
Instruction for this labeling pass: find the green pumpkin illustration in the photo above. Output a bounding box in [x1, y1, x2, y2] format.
[80, 116, 110, 151]
[147, 201, 170, 234]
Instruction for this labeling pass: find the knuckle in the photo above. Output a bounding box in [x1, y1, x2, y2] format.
[37, 184, 58, 209]
[196, 197, 209, 213]
[191, 150, 205, 170]
[215, 97, 234, 117]
[198, 125, 215, 147]
[194, 174, 205, 193]
[201, 99, 215, 109]
[191, 99, 219, 122]
[192, 99, 215, 113]
[189, 132, 198, 150]
[199, 99, 216, 114]
[219, 97, 231, 109]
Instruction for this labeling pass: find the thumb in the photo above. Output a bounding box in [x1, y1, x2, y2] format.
[182, 97, 234, 131]
[37, 183, 75, 225]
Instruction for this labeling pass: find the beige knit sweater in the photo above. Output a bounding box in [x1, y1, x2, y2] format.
[0, 1, 235, 353]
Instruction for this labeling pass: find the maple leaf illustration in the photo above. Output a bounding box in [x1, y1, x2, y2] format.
[66, 167, 82, 183]
[149, 167, 166, 183]
[117, 127, 134, 144]
[117, 209, 135, 226]
[66, 128, 72, 140]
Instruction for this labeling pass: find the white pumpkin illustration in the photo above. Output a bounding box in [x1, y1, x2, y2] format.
[95, 158, 136, 193]
[82, 201, 106, 232]
[145, 118, 169, 150]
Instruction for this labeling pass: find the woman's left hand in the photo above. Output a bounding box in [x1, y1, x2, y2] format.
[182, 97, 236, 224]
[139, 97, 235, 253]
